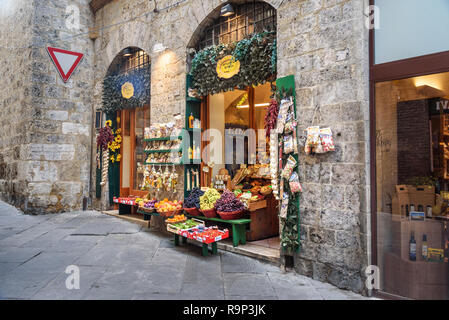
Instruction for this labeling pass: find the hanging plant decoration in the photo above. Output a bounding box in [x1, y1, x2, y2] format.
[189, 31, 277, 97]
[102, 65, 151, 114]
[96, 121, 117, 187]
[108, 128, 122, 164]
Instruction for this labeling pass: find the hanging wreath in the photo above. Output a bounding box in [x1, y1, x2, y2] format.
[102, 65, 151, 114]
[189, 31, 277, 97]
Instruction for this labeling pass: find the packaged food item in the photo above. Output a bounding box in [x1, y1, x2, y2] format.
[284, 108, 296, 134]
[319, 127, 335, 153]
[304, 126, 320, 154]
[289, 171, 302, 193]
[283, 134, 294, 154]
[276, 99, 292, 134]
[279, 193, 289, 219]
[281, 155, 297, 179]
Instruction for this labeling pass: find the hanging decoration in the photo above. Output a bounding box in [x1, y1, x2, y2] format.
[108, 127, 122, 163]
[96, 122, 114, 187]
[189, 31, 276, 97]
[102, 65, 151, 114]
[269, 82, 301, 255]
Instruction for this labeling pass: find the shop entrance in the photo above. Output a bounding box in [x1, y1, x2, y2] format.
[205, 82, 280, 255]
[118, 106, 151, 199]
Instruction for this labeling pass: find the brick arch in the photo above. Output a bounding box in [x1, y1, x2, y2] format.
[186, 0, 280, 49]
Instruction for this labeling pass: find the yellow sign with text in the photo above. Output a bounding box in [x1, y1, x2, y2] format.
[121, 82, 134, 99]
[216, 55, 240, 79]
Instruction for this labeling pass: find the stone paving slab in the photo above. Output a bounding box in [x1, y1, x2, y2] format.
[0, 200, 372, 300]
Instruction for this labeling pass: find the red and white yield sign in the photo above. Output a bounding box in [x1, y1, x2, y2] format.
[47, 47, 84, 83]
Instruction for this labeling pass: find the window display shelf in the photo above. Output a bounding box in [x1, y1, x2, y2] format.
[143, 136, 183, 142]
[144, 162, 183, 166]
[144, 148, 183, 154]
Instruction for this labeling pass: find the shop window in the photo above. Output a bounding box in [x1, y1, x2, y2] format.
[208, 82, 273, 180]
[375, 71, 449, 299]
[198, 1, 276, 50]
[374, 0, 449, 64]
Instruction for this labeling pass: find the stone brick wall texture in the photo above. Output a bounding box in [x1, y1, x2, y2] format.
[1, 0, 371, 294]
[0, 0, 94, 214]
[397, 99, 431, 184]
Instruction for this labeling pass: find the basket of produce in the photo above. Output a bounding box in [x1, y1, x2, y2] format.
[165, 214, 187, 224]
[215, 190, 246, 220]
[167, 218, 204, 232]
[199, 188, 221, 218]
[217, 210, 245, 220]
[260, 185, 273, 196]
[200, 208, 217, 218]
[155, 199, 183, 218]
[184, 207, 201, 216]
[139, 198, 158, 212]
[184, 188, 204, 216]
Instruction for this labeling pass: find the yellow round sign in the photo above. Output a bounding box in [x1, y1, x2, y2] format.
[216, 55, 240, 79]
[121, 82, 134, 99]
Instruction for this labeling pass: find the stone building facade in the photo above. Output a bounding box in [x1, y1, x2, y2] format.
[0, 0, 94, 214]
[0, 0, 371, 294]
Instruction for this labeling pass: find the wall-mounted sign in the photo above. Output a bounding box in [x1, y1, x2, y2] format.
[47, 47, 84, 83]
[121, 82, 134, 99]
[216, 55, 240, 79]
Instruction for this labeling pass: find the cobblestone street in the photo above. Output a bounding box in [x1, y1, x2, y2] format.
[0, 201, 371, 300]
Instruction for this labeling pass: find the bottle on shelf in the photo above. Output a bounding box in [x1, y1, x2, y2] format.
[422, 234, 428, 261]
[409, 231, 417, 261]
[426, 205, 432, 218]
[195, 146, 201, 160]
[189, 113, 194, 129]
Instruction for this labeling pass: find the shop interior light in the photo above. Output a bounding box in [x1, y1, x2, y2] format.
[153, 43, 166, 53]
[123, 48, 132, 57]
[220, 4, 234, 17]
[236, 103, 270, 109]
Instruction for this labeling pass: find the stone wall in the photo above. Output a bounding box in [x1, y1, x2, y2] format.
[0, 0, 95, 214]
[275, 0, 370, 293]
[91, 0, 371, 294]
[0, 0, 35, 210]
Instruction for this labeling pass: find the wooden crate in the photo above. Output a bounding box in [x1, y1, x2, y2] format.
[392, 185, 435, 216]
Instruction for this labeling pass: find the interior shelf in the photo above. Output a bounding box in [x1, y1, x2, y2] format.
[143, 136, 183, 142]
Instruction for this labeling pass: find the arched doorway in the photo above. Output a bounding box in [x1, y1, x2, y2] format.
[101, 47, 151, 204]
[185, 1, 294, 259]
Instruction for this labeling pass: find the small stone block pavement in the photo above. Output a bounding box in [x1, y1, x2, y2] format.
[0, 201, 371, 300]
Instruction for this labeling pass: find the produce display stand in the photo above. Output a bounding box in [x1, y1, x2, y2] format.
[167, 220, 229, 256]
[113, 197, 137, 215]
[136, 208, 159, 221]
[185, 214, 250, 247]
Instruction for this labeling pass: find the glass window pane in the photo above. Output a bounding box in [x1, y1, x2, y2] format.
[375, 0, 449, 64]
[376, 71, 449, 300]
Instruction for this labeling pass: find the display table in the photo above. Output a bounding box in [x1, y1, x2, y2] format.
[167, 221, 229, 256]
[185, 214, 251, 247]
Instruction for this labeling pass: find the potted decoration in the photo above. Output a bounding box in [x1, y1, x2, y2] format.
[183, 188, 204, 216]
[215, 190, 246, 220]
[199, 188, 221, 218]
